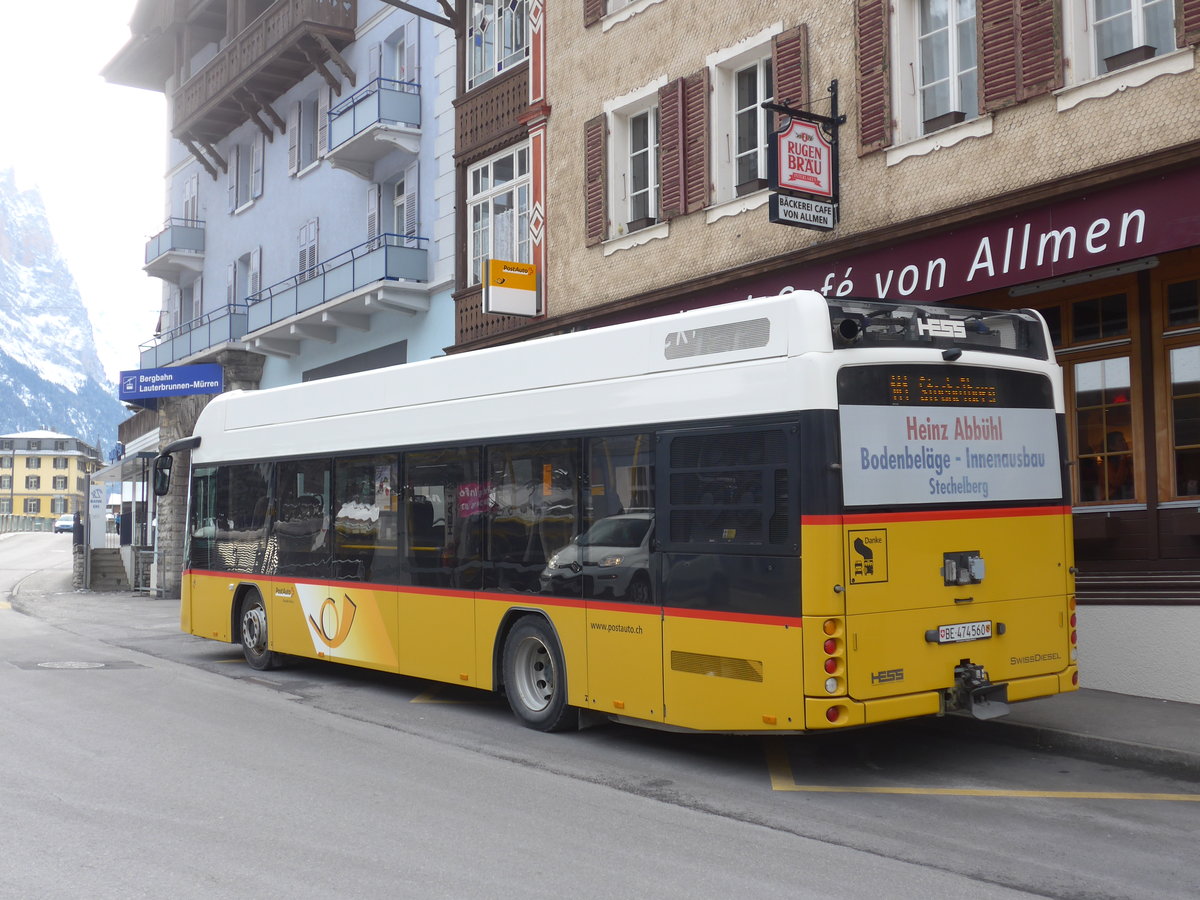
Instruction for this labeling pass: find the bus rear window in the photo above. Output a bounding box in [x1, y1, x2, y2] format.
[828, 298, 1049, 359]
[838, 365, 1064, 509]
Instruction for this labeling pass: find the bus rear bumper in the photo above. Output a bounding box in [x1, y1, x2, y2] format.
[805, 665, 1079, 729]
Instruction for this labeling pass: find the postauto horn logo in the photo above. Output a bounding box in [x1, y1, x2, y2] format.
[308, 594, 358, 648]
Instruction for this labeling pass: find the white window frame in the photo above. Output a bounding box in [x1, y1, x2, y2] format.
[1062, 0, 1179, 84]
[891, 0, 979, 146]
[228, 133, 263, 212]
[467, 143, 531, 286]
[601, 0, 666, 32]
[604, 78, 665, 241]
[707, 25, 782, 214]
[467, 0, 529, 91]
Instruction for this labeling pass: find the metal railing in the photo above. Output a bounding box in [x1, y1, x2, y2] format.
[329, 77, 421, 149]
[139, 303, 249, 368]
[145, 217, 206, 264]
[246, 233, 428, 333]
[0, 515, 56, 533]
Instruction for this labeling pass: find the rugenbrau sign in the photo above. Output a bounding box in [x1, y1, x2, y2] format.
[119, 364, 223, 402]
[769, 118, 834, 200]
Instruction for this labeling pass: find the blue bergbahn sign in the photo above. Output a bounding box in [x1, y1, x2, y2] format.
[119, 364, 223, 407]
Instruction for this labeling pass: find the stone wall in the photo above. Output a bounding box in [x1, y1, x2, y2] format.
[154, 349, 264, 599]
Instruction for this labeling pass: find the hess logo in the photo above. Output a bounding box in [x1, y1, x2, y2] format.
[916, 317, 967, 339]
[308, 594, 358, 648]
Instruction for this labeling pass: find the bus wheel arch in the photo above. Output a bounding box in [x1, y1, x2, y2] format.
[236, 586, 283, 671]
[497, 612, 575, 732]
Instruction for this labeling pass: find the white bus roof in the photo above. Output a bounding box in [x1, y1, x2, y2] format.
[187, 291, 1056, 465]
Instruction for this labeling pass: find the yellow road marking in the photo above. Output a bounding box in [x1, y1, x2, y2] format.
[765, 739, 1200, 802]
[411, 687, 484, 705]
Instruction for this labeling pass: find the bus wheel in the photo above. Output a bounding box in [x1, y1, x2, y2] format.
[240, 591, 282, 671]
[502, 617, 575, 732]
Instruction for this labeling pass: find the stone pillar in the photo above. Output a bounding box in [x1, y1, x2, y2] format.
[154, 350, 264, 599]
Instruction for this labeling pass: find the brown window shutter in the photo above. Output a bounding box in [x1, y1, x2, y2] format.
[584, 0, 605, 28]
[658, 78, 685, 221]
[584, 114, 608, 246]
[856, 0, 891, 155]
[982, 0, 1062, 112]
[772, 25, 810, 113]
[1180, 0, 1200, 48]
[980, 0, 1019, 111]
[1016, 0, 1063, 100]
[682, 68, 710, 214]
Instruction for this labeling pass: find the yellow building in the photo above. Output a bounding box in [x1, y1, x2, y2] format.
[0, 430, 101, 519]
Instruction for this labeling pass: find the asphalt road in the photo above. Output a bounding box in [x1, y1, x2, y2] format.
[4, 533, 1198, 900]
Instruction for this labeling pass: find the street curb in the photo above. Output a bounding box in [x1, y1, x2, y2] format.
[931, 715, 1200, 782]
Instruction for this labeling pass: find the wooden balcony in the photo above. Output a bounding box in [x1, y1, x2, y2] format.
[172, 0, 356, 146]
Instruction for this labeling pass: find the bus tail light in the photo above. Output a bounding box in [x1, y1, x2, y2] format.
[821, 618, 845, 694]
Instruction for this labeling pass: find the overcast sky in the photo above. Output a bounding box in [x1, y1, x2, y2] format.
[0, 0, 166, 383]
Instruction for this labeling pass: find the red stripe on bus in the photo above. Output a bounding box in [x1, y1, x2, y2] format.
[185, 570, 799, 627]
[803, 505, 1070, 525]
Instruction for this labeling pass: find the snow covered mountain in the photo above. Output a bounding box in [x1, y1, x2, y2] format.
[0, 168, 129, 455]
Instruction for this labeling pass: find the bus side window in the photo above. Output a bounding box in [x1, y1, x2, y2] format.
[274, 458, 332, 580]
[333, 454, 399, 584]
[404, 447, 482, 590]
[485, 440, 581, 595]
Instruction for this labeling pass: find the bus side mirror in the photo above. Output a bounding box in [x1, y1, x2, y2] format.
[153, 455, 173, 497]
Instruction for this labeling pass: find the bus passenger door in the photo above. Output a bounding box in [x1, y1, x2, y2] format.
[581, 434, 664, 723]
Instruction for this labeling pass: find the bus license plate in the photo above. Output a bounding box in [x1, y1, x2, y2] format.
[937, 620, 992, 643]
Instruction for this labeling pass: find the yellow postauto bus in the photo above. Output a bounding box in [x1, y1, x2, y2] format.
[154, 291, 1077, 732]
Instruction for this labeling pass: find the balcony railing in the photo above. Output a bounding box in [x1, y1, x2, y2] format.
[144, 218, 206, 281]
[139, 304, 249, 369]
[330, 77, 421, 147]
[171, 0, 356, 145]
[246, 234, 428, 333]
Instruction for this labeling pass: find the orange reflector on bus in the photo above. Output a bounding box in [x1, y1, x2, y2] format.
[762, 715, 777, 725]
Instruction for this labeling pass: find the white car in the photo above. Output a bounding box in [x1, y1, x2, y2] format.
[540, 513, 653, 603]
[54, 513, 76, 534]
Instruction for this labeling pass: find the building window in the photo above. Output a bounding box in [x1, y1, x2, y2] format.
[917, 0, 978, 132]
[24, 499, 40, 515]
[0, 457, 10, 469]
[28, 440, 41, 451]
[289, 90, 327, 174]
[26, 475, 41, 490]
[0, 440, 11, 451]
[0, 498, 10, 514]
[298, 220, 319, 283]
[1063, 0, 1178, 83]
[732, 59, 773, 196]
[1075, 358, 1135, 502]
[227, 133, 264, 211]
[27, 457, 41, 469]
[1034, 285, 1138, 506]
[51, 498, 68, 515]
[467, 0, 529, 91]
[467, 144, 531, 286]
[53, 476, 68, 490]
[1094, 0, 1174, 72]
[0, 476, 9, 490]
[625, 107, 660, 229]
[53, 457, 68, 469]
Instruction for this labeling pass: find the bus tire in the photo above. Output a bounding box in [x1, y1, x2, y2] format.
[502, 616, 575, 732]
[240, 590, 283, 671]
